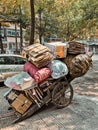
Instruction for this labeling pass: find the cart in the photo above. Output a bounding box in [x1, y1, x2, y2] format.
[5, 75, 74, 123]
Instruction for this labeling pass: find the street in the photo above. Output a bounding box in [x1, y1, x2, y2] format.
[0, 54, 98, 130]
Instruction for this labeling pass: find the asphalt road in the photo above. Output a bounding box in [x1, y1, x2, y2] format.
[0, 54, 98, 130]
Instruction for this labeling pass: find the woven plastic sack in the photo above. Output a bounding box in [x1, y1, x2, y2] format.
[23, 61, 39, 78]
[50, 60, 69, 79]
[34, 68, 51, 83]
[69, 53, 93, 78]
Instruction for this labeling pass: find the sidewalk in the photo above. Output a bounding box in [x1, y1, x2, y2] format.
[0, 87, 98, 130]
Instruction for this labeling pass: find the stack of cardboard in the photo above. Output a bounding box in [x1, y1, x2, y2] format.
[67, 41, 85, 54]
[22, 44, 54, 68]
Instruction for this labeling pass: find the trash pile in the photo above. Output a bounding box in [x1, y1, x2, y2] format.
[4, 41, 93, 122]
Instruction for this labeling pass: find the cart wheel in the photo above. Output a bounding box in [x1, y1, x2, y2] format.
[52, 82, 73, 108]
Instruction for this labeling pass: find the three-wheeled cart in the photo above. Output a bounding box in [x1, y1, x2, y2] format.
[4, 42, 93, 123]
[5, 75, 74, 123]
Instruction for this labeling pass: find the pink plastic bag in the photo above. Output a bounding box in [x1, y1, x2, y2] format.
[23, 61, 39, 78]
[34, 68, 51, 83]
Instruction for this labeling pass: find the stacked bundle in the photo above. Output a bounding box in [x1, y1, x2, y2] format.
[23, 61, 52, 83]
[67, 41, 85, 54]
[22, 44, 54, 83]
[63, 53, 93, 78]
[23, 44, 54, 68]
[4, 43, 54, 112]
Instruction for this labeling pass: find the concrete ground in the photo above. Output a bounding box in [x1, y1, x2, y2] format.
[0, 54, 98, 130]
[92, 53, 98, 61]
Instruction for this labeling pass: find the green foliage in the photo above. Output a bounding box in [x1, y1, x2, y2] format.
[1, 0, 98, 42]
[0, 0, 30, 28]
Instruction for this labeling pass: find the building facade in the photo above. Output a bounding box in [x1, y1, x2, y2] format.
[1, 24, 25, 54]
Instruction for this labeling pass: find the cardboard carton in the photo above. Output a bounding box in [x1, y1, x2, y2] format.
[11, 94, 32, 114]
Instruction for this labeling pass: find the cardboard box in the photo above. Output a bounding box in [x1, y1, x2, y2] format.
[11, 94, 32, 114]
[44, 42, 68, 58]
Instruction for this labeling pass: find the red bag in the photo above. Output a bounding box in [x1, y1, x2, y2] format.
[23, 61, 39, 78]
[34, 68, 51, 83]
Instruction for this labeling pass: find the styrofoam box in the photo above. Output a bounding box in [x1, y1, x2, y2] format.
[44, 42, 68, 58]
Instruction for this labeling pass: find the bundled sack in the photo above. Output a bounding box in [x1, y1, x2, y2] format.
[63, 53, 93, 78]
[34, 68, 52, 83]
[67, 41, 85, 54]
[23, 61, 39, 78]
[22, 44, 54, 68]
[49, 60, 69, 79]
[4, 72, 37, 90]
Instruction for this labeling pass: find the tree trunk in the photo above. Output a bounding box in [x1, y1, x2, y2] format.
[66, 20, 70, 41]
[19, 5, 23, 52]
[0, 23, 4, 53]
[39, 13, 42, 44]
[20, 22, 23, 51]
[30, 0, 35, 45]
[15, 23, 18, 52]
[38, 8, 42, 44]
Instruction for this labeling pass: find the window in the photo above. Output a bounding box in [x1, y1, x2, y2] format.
[7, 29, 20, 37]
[0, 56, 26, 65]
[16, 31, 20, 36]
[12, 31, 16, 36]
[7, 30, 12, 36]
[6, 56, 27, 64]
[0, 57, 5, 64]
[0, 56, 12, 64]
[1, 29, 4, 36]
[14, 57, 27, 64]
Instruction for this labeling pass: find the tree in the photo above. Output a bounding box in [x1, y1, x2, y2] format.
[0, 23, 4, 53]
[29, 0, 35, 45]
[0, 0, 98, 45]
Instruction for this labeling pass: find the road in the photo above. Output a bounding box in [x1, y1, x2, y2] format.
[0, 54, 98, 130]
[92, 54, 98, 61]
